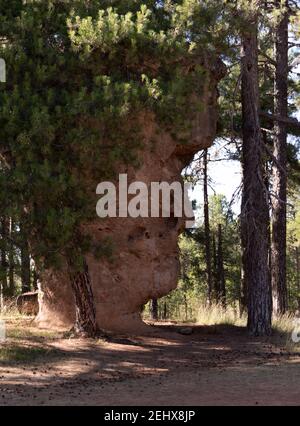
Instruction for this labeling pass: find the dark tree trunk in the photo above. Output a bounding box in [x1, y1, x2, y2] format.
[20, 234, 31, 293]
[203, 149, 212, 304]
[150, 298, 158, 321]
[68, 258, 97, 337]
[263, 132, 273, 306]
[271, 0, 289, 315]
[296, 247, 300, 313]
[217, 224, 226, 308]
[240, 252, 247, 315]
[184, 294, 188, 321]
[212, 234, 219, 302]
[0, 218, 8, 296]
[163, 301, 167, 320]
[8, 218, 15, 296]
[241, 18, 272, 336]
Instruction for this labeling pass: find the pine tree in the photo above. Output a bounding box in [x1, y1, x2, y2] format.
[240, 5, 272, 336]
[271, 0, 290, 315]
[203, 149, 213, 304]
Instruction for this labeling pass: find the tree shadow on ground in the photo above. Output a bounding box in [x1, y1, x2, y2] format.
[0, 322, 299, 405]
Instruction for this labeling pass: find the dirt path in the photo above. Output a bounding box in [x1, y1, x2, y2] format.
[0, 321, 299, 405]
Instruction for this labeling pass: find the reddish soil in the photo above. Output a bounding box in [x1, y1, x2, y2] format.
[0, 321, 299, 406]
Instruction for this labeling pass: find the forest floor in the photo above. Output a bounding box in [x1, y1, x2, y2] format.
[0, 318, 300, 406]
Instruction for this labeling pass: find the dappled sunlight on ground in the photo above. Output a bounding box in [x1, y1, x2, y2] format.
[0, 320, 300, 405]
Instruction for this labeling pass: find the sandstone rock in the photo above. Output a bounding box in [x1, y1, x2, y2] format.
[37, 56, 225, 333]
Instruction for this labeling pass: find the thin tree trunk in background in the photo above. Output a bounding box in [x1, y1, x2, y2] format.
[296, 247, 300, 313]
[0, 218, 8, 296]
[32, 268, 38, 291]
[184, 294, 188, 321]
[0, 283, 3, 312]
[8, 259, 14, 296]
[20, 231, 31, 293]
[263, 132, 273, 306]
[150, 298, 158, 321]
[241, 17, 272, 336]
[212, 234, 219, 302]
[163, 301, 167, 320]
[68, 258, 97, 337]
[203, 149, 212, 304]
[240, 266, 248, 317]
[8, 218, 15, 297]
[271, 0, 289, 315]
[217, 224, 226, 308]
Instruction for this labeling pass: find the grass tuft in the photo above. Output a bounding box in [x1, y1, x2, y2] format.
[196, 302, 247, 327]
[0, 344, 56, 363]
[272, 313, 300, 353]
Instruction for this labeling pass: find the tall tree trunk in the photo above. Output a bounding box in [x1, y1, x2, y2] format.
[241, 17, 272, 336]
[263, 132, 273, 309]
[150, 298, 158, 321]
[271, 0, 289, 315]
[203, 149, 212, 304]
[68, 258, 97, 337]
[217, 224, 226, 308]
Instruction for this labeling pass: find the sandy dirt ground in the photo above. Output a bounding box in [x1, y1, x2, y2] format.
[0, 319, 300, 406]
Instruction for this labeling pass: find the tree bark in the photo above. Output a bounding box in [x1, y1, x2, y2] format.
[263, 132, 273, 306]
[68, 258, 97, 337]
[271, 0, 289, 315]
[203, 149, 212, 304]
[241, 18, 272, 336]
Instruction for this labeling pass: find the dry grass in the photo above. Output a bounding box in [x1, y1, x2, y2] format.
[0, 299, 26, 321]
[272, 313, 300, 353]
[273, 313, 296, 334]
[0, 301, 64, 363]
[1, 300, 300, 356]
[196, 302, 247, 327]
[0, 344, 56, 363]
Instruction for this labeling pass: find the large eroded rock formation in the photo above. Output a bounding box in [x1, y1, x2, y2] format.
[37, 57, 225, 332]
